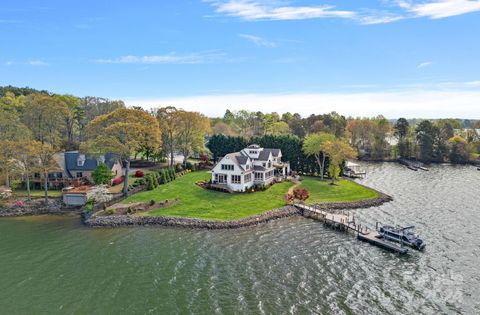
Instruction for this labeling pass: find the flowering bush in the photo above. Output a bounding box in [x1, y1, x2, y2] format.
[15, 200, 25, 207]
[284, 193, 294, 204]
[135, 170, 144, 178]
[112, 177, 124, 186]
[86, 185, 113, 204]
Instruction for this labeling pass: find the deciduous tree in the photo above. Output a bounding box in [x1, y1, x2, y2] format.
[302, 132, 336, 180]
[84, 108, 161, 196]
[32, 142, 59, 204]
[323, 139, 357, 184]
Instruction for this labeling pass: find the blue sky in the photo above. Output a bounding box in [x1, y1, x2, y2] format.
[1, 0, 479, 118]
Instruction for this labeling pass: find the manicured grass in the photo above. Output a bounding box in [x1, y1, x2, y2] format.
[13, 190, 62, 197]
[121, 171, 379, 220]
[299, 177, 378, 203]
[123, 171, 294, 220]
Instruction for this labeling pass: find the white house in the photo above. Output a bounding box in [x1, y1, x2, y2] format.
[211, 144, 290, 192]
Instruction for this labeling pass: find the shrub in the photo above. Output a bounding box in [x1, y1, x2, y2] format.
[135, 170, 144, 178]
[164, 170, 171, 182]
[104, 208, 115, 215]
[293, 188, 310, 202]
[84, 198, 95, 213]
[92, 163, 114, 185]
[86, 186, 112, 204]
[185, 161, 193, 170]
[147, 175, 156, 190]
[15, 200, 25, 207]
[169, 167, 176, 179]
[175, 163, 184, 172]
[137, 178, 146, 185]
[149, 200, 155, 206]
[284, 193, 294, 204]
[191, 163, 197, 171]
[112, 177, 124, 186]
[126, 207, 137, 214]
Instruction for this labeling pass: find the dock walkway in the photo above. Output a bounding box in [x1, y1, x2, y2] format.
[295, 203, 408, 254]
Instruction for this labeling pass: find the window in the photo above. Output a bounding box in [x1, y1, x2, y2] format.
[215, 174, 227, 183]
[245, 173, 252, 182]
[246, 164, 250, 170]
[221, 164, 234, 171]
[76, 172, 83, 178]
[255, 172, 263, 180]
[231, 175, 241, 184]
[265, 170, 274, 178]
[249, 150, 257, 154]
[268, 161, 272, 168]
[77, 154, 86, 167]
[262, 163, 266, 167]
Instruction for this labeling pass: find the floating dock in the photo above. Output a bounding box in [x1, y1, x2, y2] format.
[398, 158, 429, 171]
[295, 204, 409, 254]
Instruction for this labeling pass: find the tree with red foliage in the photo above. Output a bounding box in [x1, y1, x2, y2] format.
[135, 170, 144, 178]
[293, 188, 310, 203]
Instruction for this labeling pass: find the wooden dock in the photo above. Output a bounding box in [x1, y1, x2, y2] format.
[398, 158, 429, 171]
[295, 204, 409, 254]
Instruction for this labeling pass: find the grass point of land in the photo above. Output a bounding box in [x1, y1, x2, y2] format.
[299, 176, 378, 203]
[122, 171, 378, 220]
[123, 171, 293, 220]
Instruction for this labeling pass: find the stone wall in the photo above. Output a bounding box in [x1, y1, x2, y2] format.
[83, 206, 301, 229]
[0, 199, 81, 217]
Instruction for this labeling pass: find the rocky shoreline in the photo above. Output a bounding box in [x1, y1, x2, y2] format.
[1, 183, 393, 228]
[0, 199, 81, 217]
[82, 192, 393, 229]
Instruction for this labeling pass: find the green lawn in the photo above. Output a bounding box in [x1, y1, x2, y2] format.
[13, 190, 63, 197]
[123, 171, 294, 220]
[298, 177, 378, 203]
[121, 171, 378, 220]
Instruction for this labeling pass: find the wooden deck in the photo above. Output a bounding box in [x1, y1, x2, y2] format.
[295, 204, 409, 254]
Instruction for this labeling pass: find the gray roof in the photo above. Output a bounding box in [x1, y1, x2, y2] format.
[257, 150, 272, 161]
[236, 154, 249, 165]
[64, 151, 119, 177]
[256, 148, 281, 161]
[253, 165, 267, 171]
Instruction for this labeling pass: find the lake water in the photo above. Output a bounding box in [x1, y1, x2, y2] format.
[0, 163, 479, 314]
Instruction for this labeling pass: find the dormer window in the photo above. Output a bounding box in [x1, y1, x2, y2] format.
[249, 150, 257, 154]
[77, 154, 86, 167]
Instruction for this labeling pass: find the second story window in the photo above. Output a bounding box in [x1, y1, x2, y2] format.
[221, 164, 234, 171]
[77, 154, 86, 167]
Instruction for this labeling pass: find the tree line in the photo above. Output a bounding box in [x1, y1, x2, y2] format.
[213, 109, 480, 164]
[1, 85, 479, 202]
[0, 86, 209, 200]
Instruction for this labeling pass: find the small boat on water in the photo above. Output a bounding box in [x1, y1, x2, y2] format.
[377, 225, 426, 250]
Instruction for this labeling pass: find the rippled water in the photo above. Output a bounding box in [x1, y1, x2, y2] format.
[0, 163, 479, 314]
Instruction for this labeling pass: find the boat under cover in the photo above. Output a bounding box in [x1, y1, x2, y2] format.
[378, 225, 426, 250]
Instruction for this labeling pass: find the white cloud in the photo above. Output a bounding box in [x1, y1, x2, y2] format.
[96, 52, 226, 64]
[206, 0, 480, 24]
[124, 90, 480, 118]
[208, 0, 356, 21]
[28, 60, 49, 66]
[405, 0, 480, 19]
[238, 34, 277, 47]
[417, 61, 433, 68]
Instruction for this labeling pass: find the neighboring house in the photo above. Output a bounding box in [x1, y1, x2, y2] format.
[31, 151, 123, 189]
[60, 151, 123, 181]
[211, 144, 290, 192]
